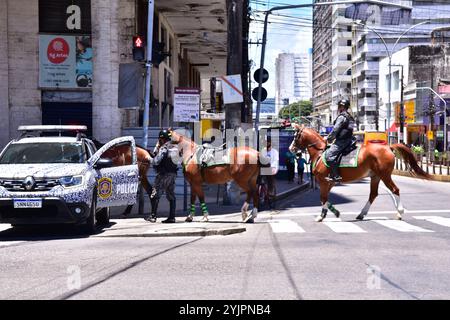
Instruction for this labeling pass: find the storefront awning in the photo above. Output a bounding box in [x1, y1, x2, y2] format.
[388, 122, 408, 133]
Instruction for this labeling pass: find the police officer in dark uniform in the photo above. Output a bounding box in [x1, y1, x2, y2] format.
[145, 129, 179, 223]
[325, 99, 355, 182]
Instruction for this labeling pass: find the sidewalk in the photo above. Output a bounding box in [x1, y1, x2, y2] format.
[103, 175, 310, 238]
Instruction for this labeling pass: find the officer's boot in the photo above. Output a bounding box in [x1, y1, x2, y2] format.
[162, 200, 176, 223]
[145, 198, 158, 222]
[326, 163, 342, 183]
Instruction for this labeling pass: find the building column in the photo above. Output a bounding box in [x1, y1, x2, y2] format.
[0, 1, 9, 148]
[91, 0, 122, 142]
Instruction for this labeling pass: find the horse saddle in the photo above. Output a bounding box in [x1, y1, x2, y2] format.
[198, 145, 228, 168]
[323, 139, 360, 168]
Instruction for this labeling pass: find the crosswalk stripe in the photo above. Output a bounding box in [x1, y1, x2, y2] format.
[268, 219, 305, 233]
[413, 216, 450, 228]
[0, 224, 11, 232]
[322, 218, 367, 233]
[366, 217, 434, 232]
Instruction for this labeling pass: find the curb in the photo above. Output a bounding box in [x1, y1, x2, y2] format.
[275, 182, 310, 201]
[393, 169, 450, 182]
[94, 225, 246, 238]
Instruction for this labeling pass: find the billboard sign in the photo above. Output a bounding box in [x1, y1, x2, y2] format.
[39, 35, 93, 88]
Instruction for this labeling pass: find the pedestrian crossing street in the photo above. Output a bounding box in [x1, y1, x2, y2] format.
[266, 215, 450, 234]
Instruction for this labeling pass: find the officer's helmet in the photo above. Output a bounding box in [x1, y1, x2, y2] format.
[159, 129, 172, 141]
[337, 99, 350, 109]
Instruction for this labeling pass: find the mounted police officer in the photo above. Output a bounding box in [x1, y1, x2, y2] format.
[145, 129, 179, 223]
[325, 99, 355, 182]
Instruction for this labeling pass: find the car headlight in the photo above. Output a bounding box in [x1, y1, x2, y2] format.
[59, 175, 83, 188]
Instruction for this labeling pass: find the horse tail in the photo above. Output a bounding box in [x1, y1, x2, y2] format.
[390, 144, 432, 180]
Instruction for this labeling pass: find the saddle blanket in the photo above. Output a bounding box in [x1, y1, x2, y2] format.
[323, 146, 361, 168]
[197, 147, 229, 167]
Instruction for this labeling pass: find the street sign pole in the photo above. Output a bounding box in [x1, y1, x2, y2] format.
[142, 0, 154, 150]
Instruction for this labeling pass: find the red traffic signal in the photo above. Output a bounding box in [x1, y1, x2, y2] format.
[133, 36, 144, 48]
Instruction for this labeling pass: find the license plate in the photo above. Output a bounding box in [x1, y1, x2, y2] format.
[13, 199, 42, 209]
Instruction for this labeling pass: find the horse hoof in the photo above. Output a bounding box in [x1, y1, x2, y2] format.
[315, 215, 325, 222]
[333, 210, 340, 218]
[242, 213, 248, 222]
[201, 215, 209, 222]
[245, 217, 254, 224]
[185, 216, 193, 223]
[396, 214, 403, 220]
[356, 214, 365, 220]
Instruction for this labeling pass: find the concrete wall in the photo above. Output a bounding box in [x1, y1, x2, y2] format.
[5, 0, 41, 144]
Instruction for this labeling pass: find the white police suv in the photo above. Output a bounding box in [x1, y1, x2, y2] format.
[0, 125, 139, 234]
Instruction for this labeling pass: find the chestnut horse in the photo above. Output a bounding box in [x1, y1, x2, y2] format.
[170, 130, 261, 223]
[93, 140, 154, 216]
[289, 125, 431, 222]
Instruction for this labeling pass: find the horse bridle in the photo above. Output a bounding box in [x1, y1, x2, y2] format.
[293, 128, 325, 152]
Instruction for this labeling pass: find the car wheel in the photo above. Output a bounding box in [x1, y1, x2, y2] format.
[96, 207, 110, 225]
[80, 194, 97, 235]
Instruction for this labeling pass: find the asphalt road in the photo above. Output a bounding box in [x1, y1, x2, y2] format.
[1, 175, 450, 300]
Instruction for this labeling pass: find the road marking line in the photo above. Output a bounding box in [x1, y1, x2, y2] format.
[366, 217, 434, 232]
[0, 241, 25, 248]
[0, 224, 11, 232]
[322, 218, 367, 233]
[268, 219, 305, 233]
[256, 209, 450, 219]
[413, 216, 450, 228]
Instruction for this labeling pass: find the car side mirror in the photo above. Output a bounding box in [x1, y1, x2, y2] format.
[95, 158, 113, 169]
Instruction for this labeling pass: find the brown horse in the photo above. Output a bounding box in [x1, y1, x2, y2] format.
[94, 140, 154, 216]
[289, 124, 432, 222]
[170, 130, 261, 223]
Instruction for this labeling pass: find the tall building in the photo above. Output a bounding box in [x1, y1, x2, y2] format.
[312, 0, 333, 126]
[275, 52, 312, 111]
[313, 1, 354, 127]
[351, 0, 450, 131]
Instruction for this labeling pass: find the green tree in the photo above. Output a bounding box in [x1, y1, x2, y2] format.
[278, 100, 313, 121]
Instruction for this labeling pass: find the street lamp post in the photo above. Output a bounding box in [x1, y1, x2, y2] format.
[355, 21, 430, 143]
[254, 0, 413, 141]
[417, 87, 448, 153]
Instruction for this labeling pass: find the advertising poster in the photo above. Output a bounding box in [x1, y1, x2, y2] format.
[39, 35, 92, 88]
[174, 88, 200, 122]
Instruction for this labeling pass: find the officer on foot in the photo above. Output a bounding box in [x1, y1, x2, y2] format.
[145, 129, 179, 223]
[325, 99, 355, 183]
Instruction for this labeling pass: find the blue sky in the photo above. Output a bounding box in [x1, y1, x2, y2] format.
[249, 0, 313, 99]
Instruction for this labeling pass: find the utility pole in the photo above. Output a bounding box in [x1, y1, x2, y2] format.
[375, 79, 379, 131]
[224, 0, 243, 205]
[225, 0, 243, 131]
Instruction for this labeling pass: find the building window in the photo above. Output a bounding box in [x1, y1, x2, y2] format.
[347, 40, 352, 46]
[393, 71, 400, 90]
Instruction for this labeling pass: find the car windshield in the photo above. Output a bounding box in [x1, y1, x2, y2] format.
[0, 142, 86, 164]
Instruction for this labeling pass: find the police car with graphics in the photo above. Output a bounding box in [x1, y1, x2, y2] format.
[0, 125, 139, 234]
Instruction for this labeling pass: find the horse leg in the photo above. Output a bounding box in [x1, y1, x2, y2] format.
[316, 182, 331, 222]
[356, 176, 381, 220]
[195, 188, 209, 222]
[247, 172, 260, 222]
[325, 181, 340, 218]
[185, 192, 197, 222]
[381, 175, 404, 220]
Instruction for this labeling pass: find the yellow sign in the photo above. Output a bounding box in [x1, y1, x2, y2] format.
[395, 100, 415, 124]
[98, 177, 113, 199]
[427, 131, 434, 140]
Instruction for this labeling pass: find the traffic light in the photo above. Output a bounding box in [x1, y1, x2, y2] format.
[252, 68, 269, 102]
[132, 35, 145, 61]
